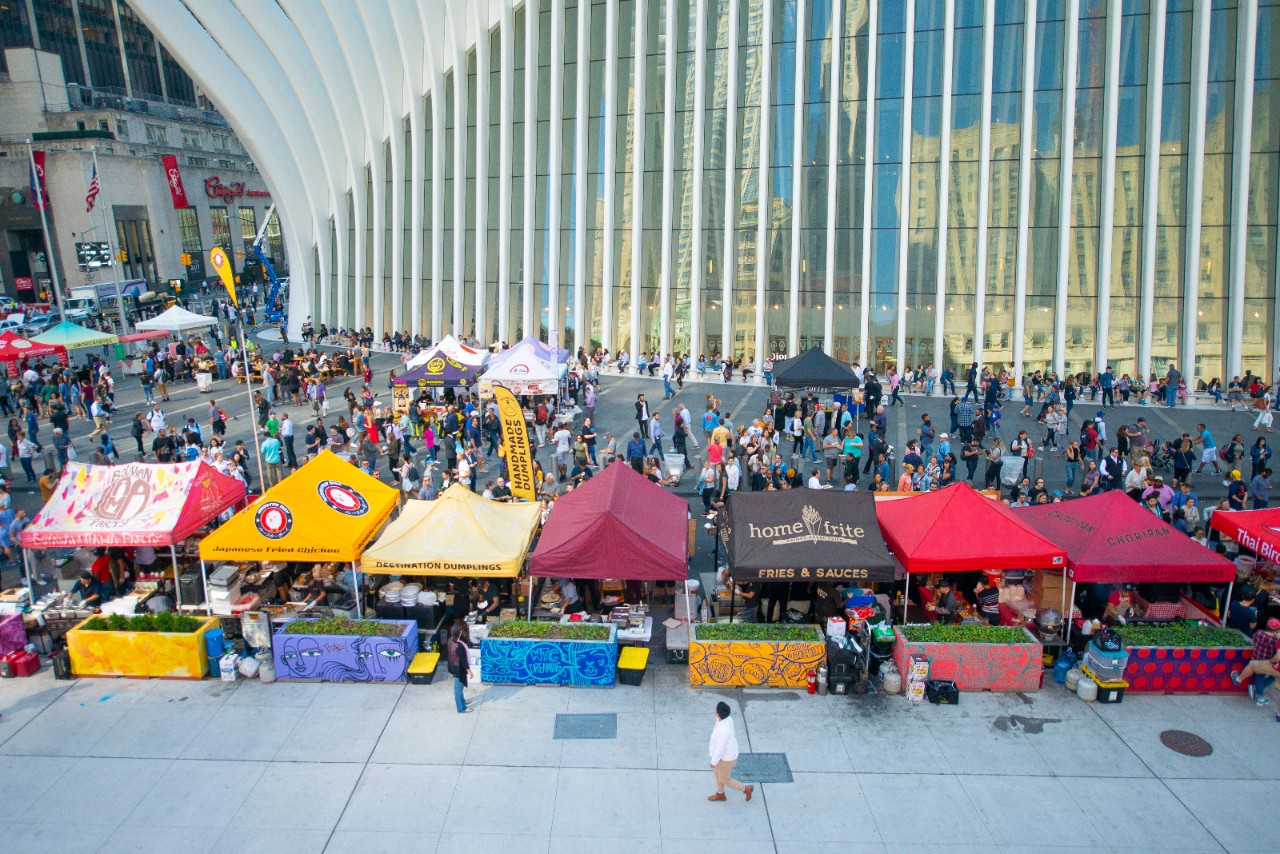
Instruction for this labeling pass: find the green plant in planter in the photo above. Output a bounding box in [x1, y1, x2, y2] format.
[696, 623, 822, 642]
[899, 624, 1033, 644]
[80, 613, 202, 633]
[488, 620, 612, 641]
[1114, 621, 1249, 648]
[282, 616, 406, 637]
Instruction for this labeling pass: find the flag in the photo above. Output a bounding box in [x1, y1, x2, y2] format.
[29, 149, 48, 210]
[209, 246, 238, 306]
[493, 385, 536, 502]
[161, 154, 189, 209]
[85, 161, 100, 213]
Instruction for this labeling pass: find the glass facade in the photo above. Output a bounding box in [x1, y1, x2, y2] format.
[291, 0, 1278, 386]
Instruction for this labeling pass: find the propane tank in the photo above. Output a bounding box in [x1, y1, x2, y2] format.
[807, 668, 818, 694]
[1076, 674, 1099, 702]
[1064, 667, 1083, 691]
[881, 667, 902, 695]
[817, 663, 829, 695]
[256, 649, 276, 684]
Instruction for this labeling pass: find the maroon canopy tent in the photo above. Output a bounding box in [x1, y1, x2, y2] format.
[529, 460, 689, 581]
[1016, 491, 1235, 585]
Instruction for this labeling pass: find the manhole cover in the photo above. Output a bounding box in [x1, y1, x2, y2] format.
[1159, 729, 1212, 757]
[553, 713, 617, 740]
[732, 753, 793, 784]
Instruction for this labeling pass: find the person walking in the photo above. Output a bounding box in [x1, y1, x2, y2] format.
[707, 701, 752, 802]
[448, 622, 474, 713]
[635, 393, 650, 439]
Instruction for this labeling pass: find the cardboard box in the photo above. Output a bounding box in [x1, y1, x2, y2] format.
[219, 652, 240, 682]
[907, 655, 930, 682]
[906, 682, 926, 702]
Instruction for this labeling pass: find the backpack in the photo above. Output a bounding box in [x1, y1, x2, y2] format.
[535, 404, 549, 424]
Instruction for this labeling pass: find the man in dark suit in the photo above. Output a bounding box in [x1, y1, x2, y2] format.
[636, 393, 650, 438]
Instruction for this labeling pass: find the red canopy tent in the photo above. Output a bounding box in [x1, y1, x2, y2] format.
[119, 330, 172, 344]
[0, 330, 67, 377]
[1208, 507, 1280, 565]
[875, 482, 1066, 574]
[530, 460, 689, 582]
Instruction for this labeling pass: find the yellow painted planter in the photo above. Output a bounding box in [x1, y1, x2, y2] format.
[688, 625, 826, 688]
[67, 617, 219, 679]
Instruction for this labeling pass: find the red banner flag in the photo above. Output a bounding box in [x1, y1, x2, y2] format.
[161, 154, 189, 209]
[29, 149, 48, 210]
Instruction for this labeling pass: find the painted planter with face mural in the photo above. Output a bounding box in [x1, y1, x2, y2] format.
[273, 619, 417, 682]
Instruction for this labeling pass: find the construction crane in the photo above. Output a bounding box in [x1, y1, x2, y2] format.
[249, 203, 288, 326]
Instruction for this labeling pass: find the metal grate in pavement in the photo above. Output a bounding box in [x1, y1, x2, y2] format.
[553, 713, 618, 740]
[1159, 729, 1212, 757]
[732, 752, 793, 783]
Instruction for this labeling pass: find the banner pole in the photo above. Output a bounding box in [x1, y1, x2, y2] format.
[171, 544, 182, 610]
[92, 146, 130, 334]
[27, 143, 64, 315]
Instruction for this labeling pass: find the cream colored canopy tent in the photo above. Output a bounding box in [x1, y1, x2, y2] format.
[360, 483, 541, 577]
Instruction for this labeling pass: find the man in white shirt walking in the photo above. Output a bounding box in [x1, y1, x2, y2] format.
[707, 701, 753, 802]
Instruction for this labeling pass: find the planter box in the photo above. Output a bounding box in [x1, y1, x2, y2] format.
[481, 623, 618, 687]
[688, 625, 827, 688]
[1123, 640, 1253, 694]
[892, 625, 1043, 692]
[273, 619, 417, 682]
[67, 617, 219, 679]
[0, 613, 26, 657]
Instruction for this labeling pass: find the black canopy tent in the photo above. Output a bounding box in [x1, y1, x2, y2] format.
[721, 489, 894, 584]
[771, 347, 860, 391]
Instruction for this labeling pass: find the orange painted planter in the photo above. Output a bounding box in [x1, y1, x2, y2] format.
[67, 617, 219, 679]
[688, 625, 826, 688]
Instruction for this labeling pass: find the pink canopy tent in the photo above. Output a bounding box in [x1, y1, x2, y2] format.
[21, 461, 246, 608]
[529, 460, 689, 582]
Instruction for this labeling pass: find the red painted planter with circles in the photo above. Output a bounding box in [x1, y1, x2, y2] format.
[1123, 640, 1253, 693]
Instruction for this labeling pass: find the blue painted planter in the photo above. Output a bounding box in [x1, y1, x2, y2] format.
[274, 619, 417, 682]
[481, 624, 618, 687]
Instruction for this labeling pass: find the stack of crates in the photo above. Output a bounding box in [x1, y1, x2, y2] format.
[905, 655, 929, 702]
[1082, 639, 1129, 703]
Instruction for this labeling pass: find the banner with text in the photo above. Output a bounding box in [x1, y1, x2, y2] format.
[494, 385, 536, 503]
[161, 154, 190, 209]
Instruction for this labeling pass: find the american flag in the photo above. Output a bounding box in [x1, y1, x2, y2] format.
[85, 162, 100, 213]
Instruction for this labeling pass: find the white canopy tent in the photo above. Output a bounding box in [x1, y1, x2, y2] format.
[479, 347, 563, 396]
[406, 334, 489, 369]
[134, 305, 219, 333]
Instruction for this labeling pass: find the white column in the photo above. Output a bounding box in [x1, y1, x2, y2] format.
[432, 76, 446, 342]
[601, 0, 619, 354]
[630, 0, 648, 367]
[721, 0, 739, 363]
[933, 0, 956, 372]
[1053, 0, 1080, 377]
[859, 1, 878, 368]
[474, 26, 490, 343]
[1012, 0, 1037, 384]
[1182, 0, 1212, 382]
[691, 0, 708, 360]
[1094, 0, 1123, 374]
[548, 0, 565, 343]
[755, 0, 775, 373]
[823, 0, 842, 353]
[1137, 0, 1166, 379]
[523, 5, 538, 339]
[453, 47, 467, 335]
[574, 0, 590, 351]
[788, 0, 807, 355]
[390, 120, 405, 335]
[973, 0, 995, 369]
[1227, 0, 1257, 379]
[659, 0, 677, 359]
[497, 1, 514, 343]
[894, 0, 915, 370]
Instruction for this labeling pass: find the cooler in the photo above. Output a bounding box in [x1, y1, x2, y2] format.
[1084, 641, 1130, 685]
[1081, 664, 1127, 703]
[407, 652, 440, 685]
[617, 646, 649, 686]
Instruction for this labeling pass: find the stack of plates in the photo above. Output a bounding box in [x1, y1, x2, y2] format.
[400, 584, 421, 604]
[380, 582, 404, 603]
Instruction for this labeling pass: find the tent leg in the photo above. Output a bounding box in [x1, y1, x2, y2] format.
[200, 559, 211, 615]
[351, 562, 361, 619]
[685, 579, 693, 624]
[22, 548, 34, 599]
[1221, 581, 1234, 624]
[1059, 574, 1067, 625]
[528, 576, 534, 620]
[1065, 581, 1077, 644]
[902, 591, 909, 625]
[171, 545, 181, 611]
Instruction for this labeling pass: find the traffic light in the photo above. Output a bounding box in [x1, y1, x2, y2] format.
[174, 283, 181, 293]
[116, 250, 128, 263]
[180, 252, 192, 267]
[236, 250, 244, 259]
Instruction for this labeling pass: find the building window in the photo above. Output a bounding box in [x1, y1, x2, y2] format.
[266, 208, 286, 270]
[238, 207, 258, 245]
[115, 217, 158, 283]
[116, 120, 129, 140]
[210, 206, 232, 252]
[213, 134, 230, 151]
[181, 129, 201, 148]
[176, 208, 204, 278]
[145, 123, 168, 145]
[187, 156, 208, 167]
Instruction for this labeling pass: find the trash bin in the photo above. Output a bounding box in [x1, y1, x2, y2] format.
[663, 453, 686, 481]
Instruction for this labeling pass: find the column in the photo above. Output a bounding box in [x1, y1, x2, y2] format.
[721, 0, 739, 362]
[933, 0, 956, 370]
[523, 5, 538, 338]
[660, 0, 677, 358]
[894, 0, 915, 370]
[574, 0, 590, 350]
[1094, 0, 1123, 373]
[858, 0, 879, 368]
[1227, 0, 1258, 378]
[474, 25, 490, 343]
[630, 0, 648, 368]
[788, 0, 807, 355]
[1053, 0, 1080, 377]
[755, 0, 775, 374]
[498, 0, 514, 342]
[1181, 0, 1212, 380]
[453, 45, 467, 334]
[691, 0, 708, 360]
[548, 0, 565, 343]
[601, 0, 619, 353]
[823, 0, 842, 352]
[973, 0, 995, 369]
[1137, 0, 1166, 379]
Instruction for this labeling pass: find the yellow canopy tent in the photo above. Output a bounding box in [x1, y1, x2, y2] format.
[360, 483, 541, 577]
[198, 451, 399, 616]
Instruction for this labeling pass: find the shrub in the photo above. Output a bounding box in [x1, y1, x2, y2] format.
[695, 623, 823, 642]
[487, 620, 612, 641]
[80, 613, 203, 633]
[899, 624, 1034, 644]
[1114, 622, 1250, 649]
[281, 617, 407, 637]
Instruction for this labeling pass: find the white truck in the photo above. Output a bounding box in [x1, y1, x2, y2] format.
[66, 280, 145, 322]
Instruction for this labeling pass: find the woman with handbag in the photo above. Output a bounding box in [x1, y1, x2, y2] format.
[448, 622, 474, 714]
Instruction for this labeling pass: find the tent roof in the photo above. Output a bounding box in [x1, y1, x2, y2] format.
[530, 461, 689, 580]
[21, 461, 245, 548]
[771, 347, 860, 391]
[119, 330, 171, 343]
[875, 483, 1066, 573]
[490, 336, 569, 365]
[32, 320, 118, 350]
[1018, 491, 1235, 584]
[395, 350, 485, 388]
[198, 450, 399, 562]
[361, 484, 542, 577]
[135, 305, 218, 332]
[406, 334, 488, 369]
[722, 488, 895, 583]
[0, 330, 66, 362]
[482, 348, 561, 382]
[1209, 507, 1280, 567]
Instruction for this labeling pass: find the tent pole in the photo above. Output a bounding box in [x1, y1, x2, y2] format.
[200, 559, 210, 614]
[685, 579, 693, 625]
[171, 545, 181, 611]
[1059, 572, 1067, 624]
[1221, 580, 1233, 623]
[22, 548, 34, 599]
[1065, 581, 1076, 644]
[902, 585, 909, 624]
[351, 561, 361, 619]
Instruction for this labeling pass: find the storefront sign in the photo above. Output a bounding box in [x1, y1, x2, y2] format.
[14, 276, 33, 292]
[161, 155, 189, 209]
[205, 176, 270, 201]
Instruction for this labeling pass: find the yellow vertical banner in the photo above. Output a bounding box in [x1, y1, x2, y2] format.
[494, 385, 536, 502]
[209, 246, 237, 306]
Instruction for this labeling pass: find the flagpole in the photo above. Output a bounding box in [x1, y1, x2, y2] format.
[91, 146, 130, 334]
[27, 142, 65, 316]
